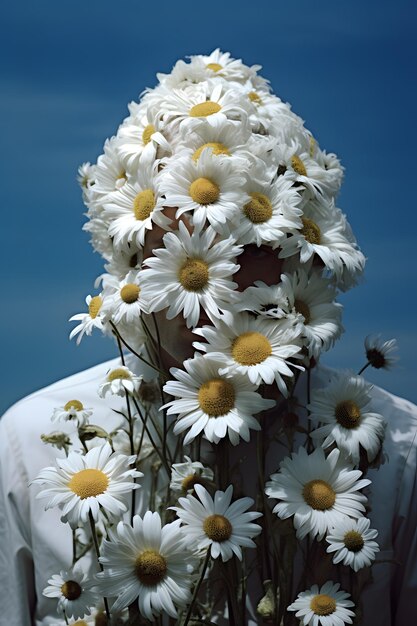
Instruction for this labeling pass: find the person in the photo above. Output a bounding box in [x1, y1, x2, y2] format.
[1, 50, 417, 625]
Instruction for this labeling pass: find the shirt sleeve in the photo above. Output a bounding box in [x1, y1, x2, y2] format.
[0, 413, 36, 625]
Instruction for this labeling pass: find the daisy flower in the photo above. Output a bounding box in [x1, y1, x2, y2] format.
[265, 447, 371, 540]
[160, 149, 248, 233]
[308, 374, 386, 465]
[193, 313, 302, 395]
[172, 484, 262, 561]
[197, 48, 262, 83]
[364, 334, 399, 370]
[33, 442, 142, 527]
[279, 197, 366, 280]
[170, 455, 214, 493]
[326, 516, 380, 572]
[100, 270, 148, 326]
[69, 295, 104, 345]
[163, 354, 275, 445]
[287, 581, 355, 626]
[93, 136, 129, 198]
[234, 163, 303, 248]
[51, 400, 92, 428]
[96, 511, 194, 620]
[98, 365, 142, 398]
[43, 564, 99, 620]
[139, 222, 242, 328]
[102, 160, 170, 249]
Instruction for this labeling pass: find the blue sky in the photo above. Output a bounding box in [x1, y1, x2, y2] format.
[1, 0, 416, 414]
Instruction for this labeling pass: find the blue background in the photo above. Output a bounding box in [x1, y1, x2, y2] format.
[1, 0, 416, 414]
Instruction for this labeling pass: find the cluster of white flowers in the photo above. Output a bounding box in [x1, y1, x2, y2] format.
[33, 50, 399, 625]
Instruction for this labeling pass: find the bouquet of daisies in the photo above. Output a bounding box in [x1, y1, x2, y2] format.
[34, 50, 399, 626]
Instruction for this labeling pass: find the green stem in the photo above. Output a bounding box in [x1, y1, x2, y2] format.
[109, 321, 166, 376]
[358, 361, 371, 376]
[183, 550, 211, 626]
[88, 511, 111, 620]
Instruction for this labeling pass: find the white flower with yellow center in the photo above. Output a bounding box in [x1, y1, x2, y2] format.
[234, 168, 303, 247]
[43, 564, 99, 620]
[170, 455, 214, 493]
[197, 48, 262, 83]
[279, 197, 366, 280]
[52, 400, 92, 428]
[326, 516, 380, 572]
[277, 269, 343, 357]
[265, 447, 370, 540]
[33, 442, 142, 527]
[96, 512, 194, 620]
[93, 136, 130, 198]
[98, 365, 142, 398]
[193, 313, 302, 395]
[287, 581, 355, 626]
[116, 103, 171, 171]
[102, 161, 170, 249]
[172, 484, 262, 561]
[100, 270, 148, 325]
[69, 294, 105, 345]
[308, 374, 386, 465]
[176, 115, 253, 165]
[160, 149, 248, 233]
[139, 222, 242, 328]
[163, 355, 275, 445]
[159, 81, 249, 132]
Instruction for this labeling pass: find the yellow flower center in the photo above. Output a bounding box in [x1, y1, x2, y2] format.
[74, 622, 88, 626]
[135, 549, 167, 586]
[178, 258, 209, 291]
[68, 469, 109, 499]
[344, 530, 365, 552]
[248, 91, 263, 105]
[60, 580, 82, 600]
[116, 170, 127, 184]
[335, 400, 362, 429]
[192, 142, 230, 162]
[203, 514, 232, 542]
[198, 378, 236, 416]
[243, 192, 273, 224]
[231, 332, 272, 366]
[207, 62, 223, 72]
[291, 155, 307, 176]
[120, 283, 140, 303]
[88, 295, 102, 319]
[189, 177, 220, 205]
[189, 101, 222, 117]
[310, 594, 337, 616]
[302, 479, 336, 510]
[133, 189, 155, 220]
[107, 368, 131, 381]
[294, 299, 311, 324]
[301, 217, 321, 245]
[309, 136, 316, 157]
[181, 473, 202, 491]
[142, 124, 155, 145]
[64, 399, 84, 412]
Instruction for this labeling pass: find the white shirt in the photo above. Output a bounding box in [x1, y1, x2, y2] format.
[0, 358, 416, 625]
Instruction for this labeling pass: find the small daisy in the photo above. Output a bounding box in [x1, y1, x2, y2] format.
[43, 564, 99, 620]
[326, 517, 380, 572]
[102, 159, 170, 249]
[364, 334, 399, 370]
[160, 149, 248, 233]
[96, 512, 194, 620]
[52, 400, 93, 428]
[93, 136, 130, 198]
[308, 374, 386, 465]
[100, 270, 148, 325]
[287, 581, 355, 626]
[193, 313, 302, 395]
[197, 48, 262, 83]
[265, 447, 370, 540]
[139, 222, 242, 328]
[170, 455, 214, 493]
[98, 365, 142, 398]
[163, 354, 275, 445]
[69, 295, 104, 345]
[33, 442, 142, 527]
[172, 484, 262, 561]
